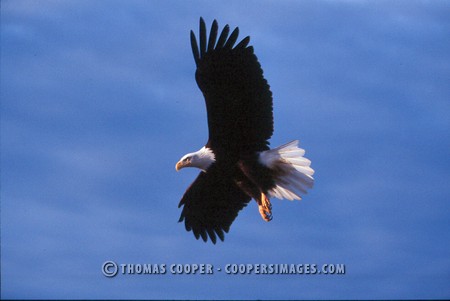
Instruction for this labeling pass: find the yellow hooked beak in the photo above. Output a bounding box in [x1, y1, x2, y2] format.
[175, 159, 190, 171]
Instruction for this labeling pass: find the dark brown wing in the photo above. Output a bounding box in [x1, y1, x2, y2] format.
[178, 162, 251, 244]
[191, 18, 274, 156]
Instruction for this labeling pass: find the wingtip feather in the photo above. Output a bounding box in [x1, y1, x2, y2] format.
[224, 27, 239, 49]
[216, 24, 230, 48]
[199, 17, 207, 57]
[208, 20, 219, 51]
[207, 228, 217, 244]
[235, 36, 250, 49]
[190, 30, 199, 66]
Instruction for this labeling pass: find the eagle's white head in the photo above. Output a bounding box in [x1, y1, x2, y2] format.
[175, 146, 215, 172]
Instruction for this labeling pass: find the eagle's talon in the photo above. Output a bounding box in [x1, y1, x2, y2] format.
[258, 206, 272, 222]
[258, 193, 272, 222]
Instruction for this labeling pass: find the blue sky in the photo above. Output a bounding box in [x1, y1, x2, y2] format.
[1, 0, 449, 299]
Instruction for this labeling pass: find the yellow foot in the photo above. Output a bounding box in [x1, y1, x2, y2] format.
[258, 192, 272, 222]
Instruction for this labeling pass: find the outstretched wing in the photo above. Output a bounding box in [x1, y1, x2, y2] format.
[178, 163, 251, 244]
[191, 18, 274, 156]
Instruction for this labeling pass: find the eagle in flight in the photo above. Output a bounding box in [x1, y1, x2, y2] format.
[175, 18, 314, 243]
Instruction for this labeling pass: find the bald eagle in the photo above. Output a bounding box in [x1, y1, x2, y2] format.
[175, 18, 314, 243]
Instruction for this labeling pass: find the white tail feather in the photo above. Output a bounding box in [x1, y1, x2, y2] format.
[259, 140, 314, 201]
